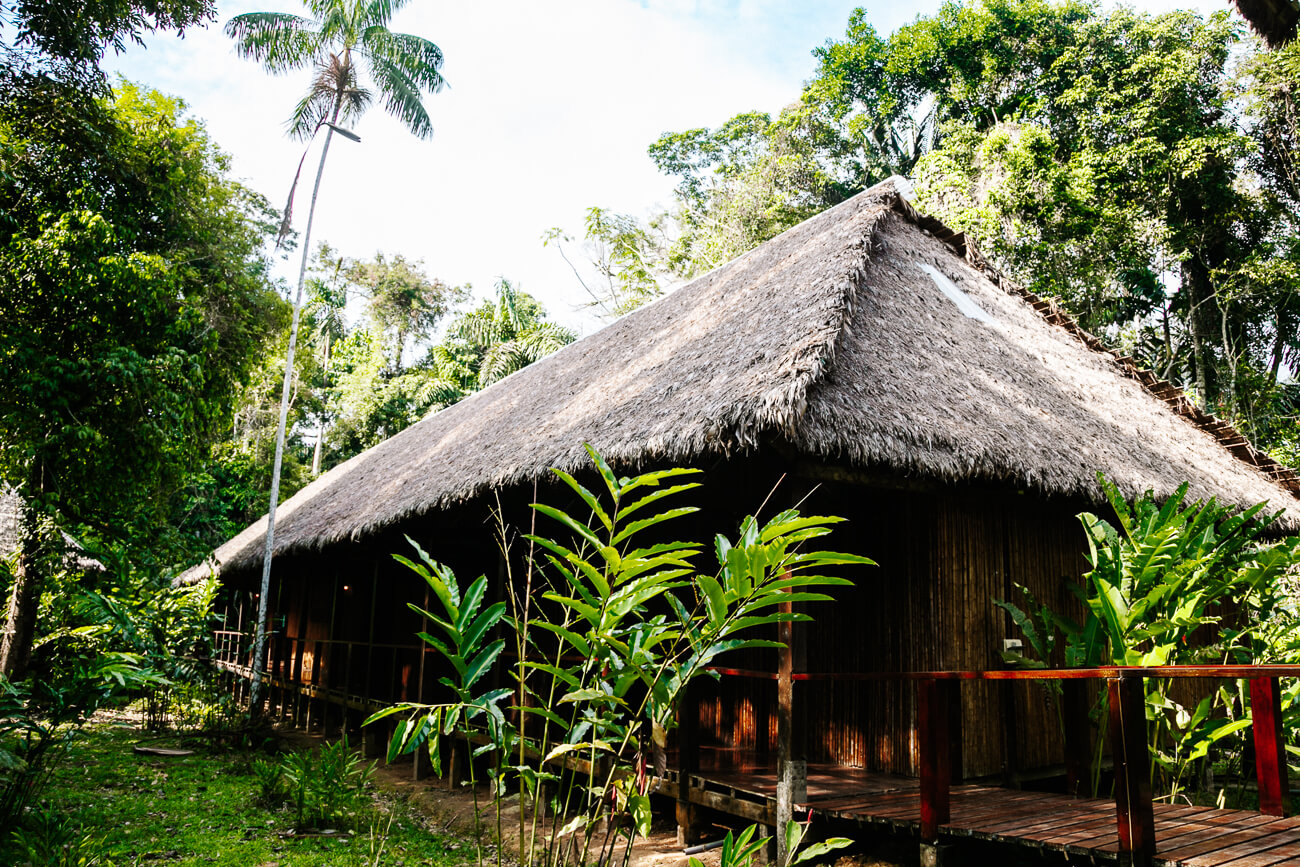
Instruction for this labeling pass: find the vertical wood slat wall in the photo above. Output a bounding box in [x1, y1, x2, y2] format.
[692, 484, 1088, 779]
[225, 469, 1091, 781]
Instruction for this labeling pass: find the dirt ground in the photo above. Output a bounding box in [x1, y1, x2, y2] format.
[362, 753, 918, 867]
[275, 724, 921, 867]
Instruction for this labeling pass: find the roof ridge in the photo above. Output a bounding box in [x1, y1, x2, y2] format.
[883, 191, 1300, 498]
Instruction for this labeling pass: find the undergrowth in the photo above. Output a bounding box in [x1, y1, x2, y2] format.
[4, 720, 469, 867]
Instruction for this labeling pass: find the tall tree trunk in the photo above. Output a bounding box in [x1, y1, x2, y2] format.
[249, 91, 347, 715]
[1182, 260, 1217, 408]
[310, 336, 332, 477]
[1, 483, 44, 680]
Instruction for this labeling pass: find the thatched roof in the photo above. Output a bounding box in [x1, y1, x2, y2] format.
[1233, 0, 1298, 46]
[190, 181, 1300, 582]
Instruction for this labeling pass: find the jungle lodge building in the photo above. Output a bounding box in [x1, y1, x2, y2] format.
[191, 181, 1300, 858]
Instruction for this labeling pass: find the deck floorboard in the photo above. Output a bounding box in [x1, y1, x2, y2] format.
[679, 756, 1300, 865]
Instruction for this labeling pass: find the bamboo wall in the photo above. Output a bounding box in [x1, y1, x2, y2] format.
[691, 477, 1091, 780]
[218, 457, 1093, 781]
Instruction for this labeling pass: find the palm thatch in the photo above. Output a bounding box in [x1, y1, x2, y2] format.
[189, 181, 1300, 582]
[1234, 0, 1298, 46]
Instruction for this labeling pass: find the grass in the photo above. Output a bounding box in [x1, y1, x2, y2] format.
[5, 718, 473, 867]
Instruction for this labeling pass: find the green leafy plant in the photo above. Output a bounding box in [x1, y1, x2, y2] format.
[9, 810, 110, 867]
[998, 475, 1300, 802]
[689, 821, 852, 867]
[0, 651, 157, 829]
[370, 445, 873, 867]
[255, 738, 376, 832]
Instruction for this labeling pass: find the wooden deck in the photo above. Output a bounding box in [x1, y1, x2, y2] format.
[665, 756, 1300, 866]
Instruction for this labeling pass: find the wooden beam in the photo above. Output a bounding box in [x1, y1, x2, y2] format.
[676, 679, 700, 846]
[1250, 676, 1290, 818]
[1062, 679, 1090, 798]
[1108, 674, 1155, 867]
[413, 584, 433, 781]
[776, 593, 796, 866]
[918, 677, 951, 843]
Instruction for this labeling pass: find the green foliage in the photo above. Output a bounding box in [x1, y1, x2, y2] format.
[253, 739, 376, 832]
[75, 573, 220, 730]
[4, 722, 463, 865]
[0, 80, 282, 532]
[347, 253, 468, 373]
[440, 279, 577, 389]
[9, 809, 111, 867]
[2, 0, 213, 68]
[0, 652, 157, 829]
[370, 446, 871, 867]
[544, 207, 673, 317]
[686, 822, 852, 867]
[999, 475, 1300, 802]
[649, 106, 860, 278]
[301, 269, 572, 472]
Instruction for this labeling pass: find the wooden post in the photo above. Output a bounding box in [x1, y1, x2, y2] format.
[675, 680, 699, 846]
[413, 584, 433, 781]
[775, 594, 804, 867]
[291, 577, 308, 728]
[1062, 679, 1090, 798]
[1108, 673, 1155, 867]
[946, 679, 963, 785]
[323, 571, 340, 738]
[365, 564, 379, 702]
[1250, 676, 1290, 818]
[918, 677, 951, 844]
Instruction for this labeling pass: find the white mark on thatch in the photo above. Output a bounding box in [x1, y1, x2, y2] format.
[917, 262, 993, 324]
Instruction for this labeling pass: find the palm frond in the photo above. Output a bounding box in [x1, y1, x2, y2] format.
[224, 12, 324, 73]
[479, 343, 531, 387]
[364, 51, 435, 139]
[415, 377, 467, 411]
[309, 0, 355, 45]
[288, 54, 373, 139]
[450, 311, 503, 347]
[521, 323, 578, 353]
[495, 280, 523, 332]
[361, 28, 446, 94]
[288, 88, 334, 140]
[357, 0, 403, 31]
[317, 53, 373, 125]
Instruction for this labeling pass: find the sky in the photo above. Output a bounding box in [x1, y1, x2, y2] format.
[106, 0, 1225, 337]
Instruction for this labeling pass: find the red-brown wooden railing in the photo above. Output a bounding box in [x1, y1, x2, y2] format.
[706, 665, 1299, 867]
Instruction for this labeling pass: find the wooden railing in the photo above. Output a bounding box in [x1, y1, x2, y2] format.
[211, 628, 426, 716]
[707, 665, 1298, 866]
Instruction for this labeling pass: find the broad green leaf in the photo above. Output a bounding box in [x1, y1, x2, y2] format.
[616, 483, 701, 522]
[696, 573, 727, 626]
[463, 639, 505, 689]
[533, 503, 604, 549]
[552, 468, 612, 531]
[611, 507, 699, 546]
[628, 794, 653, 837]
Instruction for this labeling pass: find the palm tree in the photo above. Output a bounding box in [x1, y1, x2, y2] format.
[451, 279, 578, 387]
[226, 0, 445, 714]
